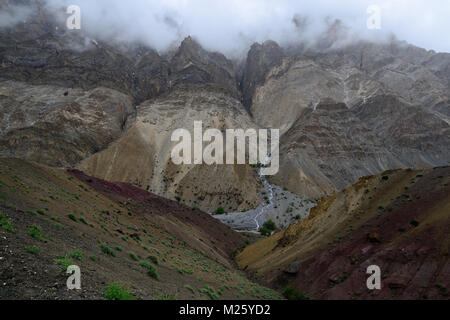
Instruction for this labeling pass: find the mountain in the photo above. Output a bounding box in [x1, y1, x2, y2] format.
[237, 167, 450, 300]
[1, 1, 449, 212]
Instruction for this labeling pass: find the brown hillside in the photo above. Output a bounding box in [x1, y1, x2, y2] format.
[237, 167, 450, 300]
[0, 158, 281, 300]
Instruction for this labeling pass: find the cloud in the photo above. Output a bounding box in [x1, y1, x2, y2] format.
[0, 3, 33, 28]
[38, 0, 450, 57]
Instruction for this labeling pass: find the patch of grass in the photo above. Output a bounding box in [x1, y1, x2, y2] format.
[199, 286, 218, 300]
[24, 245, 39, 255]
[70, 250, 83, 261]
[100, 243, 116, 257]
[115, 246, 123, 252]
[68, 214, 77, 222]
[89, 255, 97, 261]
[54, 255, 73, 273]
[0, 213, 14, 232]
[148, 255, 159, 265]
[28, 224, 44, 241]
[184, 285, 195, 294]
[104, 283, 135, 300]
[283, 285, 307, 300]
[139, 261, 159, 280]
[79, 217, 88, 225]
[129, 252, 138, 261]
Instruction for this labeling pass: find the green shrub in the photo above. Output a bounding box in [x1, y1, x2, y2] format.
[70, 250, 83, 261]
[213, 207, 226, 215]
[262, 220, 276, 231]
[89, 255, 97, 261]
[148, 255, 159, 265]
[68, 214, 77, 222]
[115, 246, 123, 252]
[184, 285, 195, 294]
[199, 286, 218, 300]
[104, 283, 135, 300]
[28, 224, 44, 241]
[139, 261, 159, 280]
[54, 255, 73, 273]
[0, 213, 14, 232]
[25, 245, 39, 254]
[283, 286, 307, 300]
[259, 227, 271, 236]
[100, 243, 116, 257]
[129, 252, 138, 261]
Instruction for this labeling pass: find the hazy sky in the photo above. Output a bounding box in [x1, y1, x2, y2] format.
[41, 0, 450, 57]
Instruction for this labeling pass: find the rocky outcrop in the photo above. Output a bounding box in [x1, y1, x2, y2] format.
[0, 80, 135, 167]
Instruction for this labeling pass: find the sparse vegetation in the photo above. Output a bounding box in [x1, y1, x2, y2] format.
[0, 213, 14, 232]
[213, 207, 226, 215]
[129, 252, 138, 261]
[24, 245, 39, 255]
[283, 285, 307, 300]
[139, 261, 159, 280]
[100, 243, 116, 257]
[148, 255, 159, 265]
[28, 224, 44, 241]
[104, 283, 135, 300]
[70, 250, 83, 261]
[54, 255, 74, 273]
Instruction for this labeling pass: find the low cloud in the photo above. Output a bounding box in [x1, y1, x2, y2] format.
[13, 0, 450, 57]
[0, 3, 33, 28]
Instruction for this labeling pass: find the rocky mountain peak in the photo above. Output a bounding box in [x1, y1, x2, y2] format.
[242, 40, 284, 109]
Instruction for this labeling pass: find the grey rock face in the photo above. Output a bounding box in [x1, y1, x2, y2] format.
[0, 81, 135, 167]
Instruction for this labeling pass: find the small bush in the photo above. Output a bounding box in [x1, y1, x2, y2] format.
[100, 243, 116, 257]
[283, 285, 307, 300]
[262, 220, 276, 231]
[54, 255, 73, 273]
[199, 286, 218, 300]
[104, 283, 135, 300]
[28, 224, 44, 241]
[89, 255, 97, 261]
[148, 255, 159, 265]
[70, 250, 83, 261]
[139, 261, 159, 280]
[68, 214, 77, 222]
[0, 213, 14, 232]
[213, 207, 226, 215]
[25, 245, 39, 254]
[115, 246, 123, 252]
[184, 285, 195, 294]
[259, 227, 271, 236]
[129, 252, 138, 261]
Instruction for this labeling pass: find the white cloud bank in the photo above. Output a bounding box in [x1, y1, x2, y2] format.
[41, 0, 450, 57]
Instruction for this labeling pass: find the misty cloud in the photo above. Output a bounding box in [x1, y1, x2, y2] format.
[0, 4, 32, 28]
[23, 0, 450, 57]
